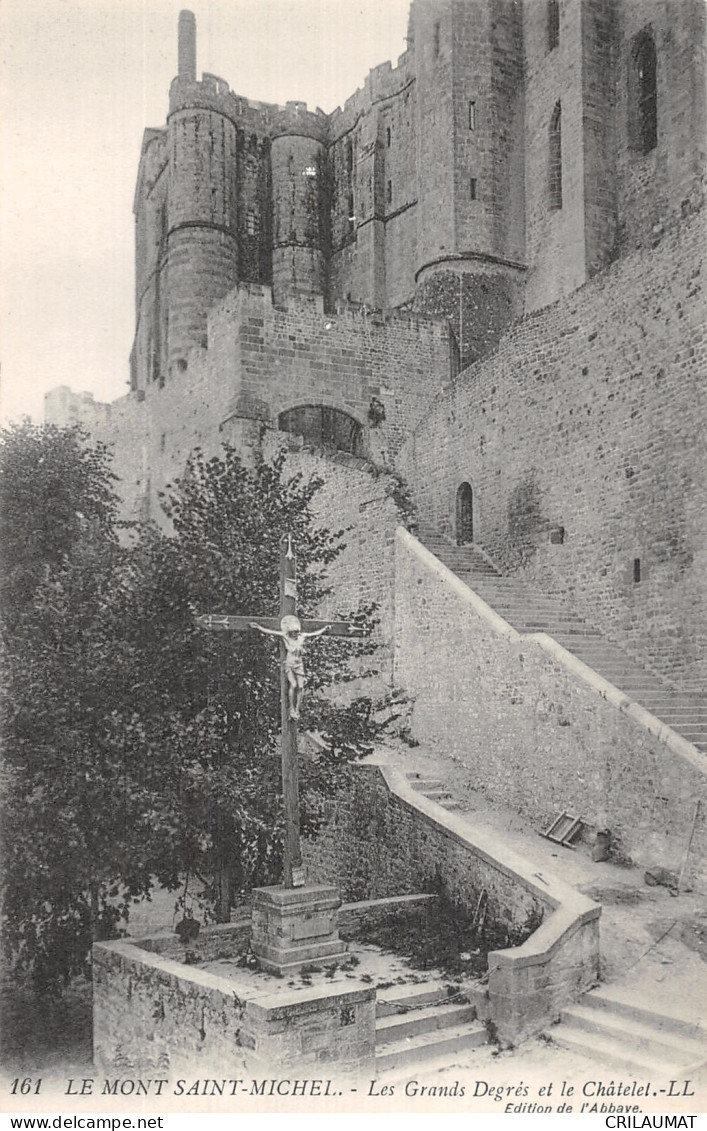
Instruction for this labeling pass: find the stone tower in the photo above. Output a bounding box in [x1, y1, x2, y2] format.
[409, 0, 526, 367]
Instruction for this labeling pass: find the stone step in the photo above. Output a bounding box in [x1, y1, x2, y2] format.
[537, 629, 601, 641]
[424, 532, 702, 727]
[375, 1021, 488, 1072]
[455, 580, 569, 597]
[431, 549, 496, 559]
[442, 568, 499, 579]
[376, 981, 450, 1017]
[569, 655, 663, 672]
[561, 1004, 707, 1064]
[455, 578, 567, 594]
[603, 680, 672, 692]
[407, 777, 445, 791]
[376, 1001, 477, 1045]
[655, 708, 707, 717]
[426, 551, 498, 570]
[633, 695, 706, 707]
[657, 720, 707, 730]
[458, 583, 550, 596]
[571, 661, 658, 675]
[519, 622, 611, 634]
[582, 987, 707, 1045]
[549, 1024, 677, 1077]
[460, 594, 584, 615]
[567, 660, 663, 679]
[405, 773, 460, 806]
[658, 723, 707, 734]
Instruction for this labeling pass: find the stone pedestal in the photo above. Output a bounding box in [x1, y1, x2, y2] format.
[251, 884, 348, 975]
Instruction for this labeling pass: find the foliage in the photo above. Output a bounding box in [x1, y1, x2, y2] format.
[0, 420, 120, 628]
[364, 461, 418, 530]
[2, 435, 386, 993]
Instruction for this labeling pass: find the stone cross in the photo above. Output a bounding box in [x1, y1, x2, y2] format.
[197, 534, 361, 889]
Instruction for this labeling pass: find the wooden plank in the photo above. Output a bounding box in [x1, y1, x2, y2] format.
[280, 536, 302, 888]
[197, 613, 364, 636]
[196, 614, 280, 632]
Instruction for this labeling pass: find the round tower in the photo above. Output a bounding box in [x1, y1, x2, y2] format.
[163, 12, 240, 375]
[412, 0, 526, 367]
[270, 109, 328, 305]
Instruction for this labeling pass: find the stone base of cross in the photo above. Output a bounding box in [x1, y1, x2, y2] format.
[250, 882, 347, 976]
[197, 534, 361, 973]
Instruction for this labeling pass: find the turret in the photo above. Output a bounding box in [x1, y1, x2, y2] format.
[411, 0, 526, 366]
[270, 108, 329, 306]
[163, 12, 239, 374]
[178, 10, 196, 81]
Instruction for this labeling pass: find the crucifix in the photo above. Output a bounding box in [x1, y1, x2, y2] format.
[197, 533, 362, 891]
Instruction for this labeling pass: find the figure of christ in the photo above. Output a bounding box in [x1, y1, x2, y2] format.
[250, 614, 328, 720]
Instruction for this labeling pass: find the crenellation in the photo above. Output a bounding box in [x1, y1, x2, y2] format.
[54, 0, 706, 693]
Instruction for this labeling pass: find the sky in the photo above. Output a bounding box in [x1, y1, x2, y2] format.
[0, 0, 411, 425]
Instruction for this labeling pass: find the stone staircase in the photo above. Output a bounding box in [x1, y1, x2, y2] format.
[547, 986, 707, 1077]
[375, 979, 488, 1072]
[406, 769, 462, 810]
[420, 532, 707, 753]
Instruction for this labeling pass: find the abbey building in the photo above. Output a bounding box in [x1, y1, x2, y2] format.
[47, 0, 707, 875]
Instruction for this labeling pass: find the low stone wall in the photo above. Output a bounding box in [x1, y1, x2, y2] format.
[303, 762, 600, 1043]
[93, 939, 252, 1076]
[93, 938, 375, 1077]
[393, 528, 707, 890]
[93, 893, 435, 1076]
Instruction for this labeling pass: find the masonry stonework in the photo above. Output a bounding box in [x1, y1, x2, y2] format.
[392, 531, 707, 891]
[301, 761, 600, 1042]
[51, 1, 707, 927]
[398, 203, 707, 686]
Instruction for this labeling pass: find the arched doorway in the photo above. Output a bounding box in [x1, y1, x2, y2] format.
[456, 482, 474, 545]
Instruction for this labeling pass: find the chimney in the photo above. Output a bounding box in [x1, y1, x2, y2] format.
[178, 10, 197, 81]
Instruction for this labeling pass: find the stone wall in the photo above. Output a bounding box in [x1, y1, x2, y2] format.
[303, 760, 600, 1042]
[103, 283, 449, 524]
[93, 939, 375, 1076]
[614, 0, 707, 258]
[523, 0, 588, 311]
[397, 202, 707, 685]
[392, 529, 707, 890]
[304, 765, 543, 923]
[93, 895, 434, 1076]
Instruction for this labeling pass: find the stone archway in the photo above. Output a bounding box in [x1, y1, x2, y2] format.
[456, 481, 474, 545]
[278, 404, 363, 456]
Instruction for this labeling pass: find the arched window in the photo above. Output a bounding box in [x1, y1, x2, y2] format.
[548, 0, 560, 50]
[630, 30, 657, 155]
[278, 405, 364, 456]
[456, 482, 474, 545]
[549, 101, 562, 210]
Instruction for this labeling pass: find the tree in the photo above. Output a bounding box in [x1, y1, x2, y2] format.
[2, 435, 385, 993]
[0, 420, 120, 628]
[1, 421, 131, 992]
[106, 444, 380, 919]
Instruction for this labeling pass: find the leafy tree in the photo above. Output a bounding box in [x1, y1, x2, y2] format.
[0, 420, 120, 628]
[105, 445, 380, 918]
[2, 435, 386, 994]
